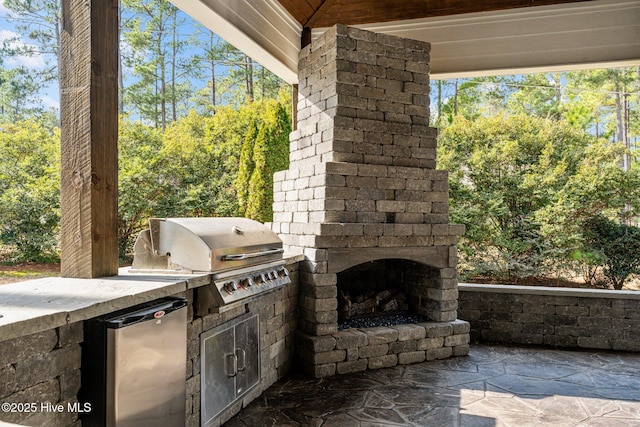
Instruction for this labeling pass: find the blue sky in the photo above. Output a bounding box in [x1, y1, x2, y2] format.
[0, 0, 228, 114]
[0, 0, 61, 110]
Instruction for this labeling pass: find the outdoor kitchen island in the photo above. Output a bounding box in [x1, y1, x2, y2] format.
[0, 250, 301, 427]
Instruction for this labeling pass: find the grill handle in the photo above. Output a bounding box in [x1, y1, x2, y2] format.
[221, 248, 284, 261]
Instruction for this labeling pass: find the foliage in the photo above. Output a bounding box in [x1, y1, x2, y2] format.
[581, 215, 640, 289]
[117, 119, 165, 260]
[0, 67, 44, 120]
[236, 97, 291, 222]
[438, 113, 635, 281]
[0, 120, 60, 262]
[117, 94, 291, 259]
[1, 0, 61, 84]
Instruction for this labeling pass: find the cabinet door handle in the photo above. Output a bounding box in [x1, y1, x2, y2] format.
[236, 348, 246, 372]
[225, 353, 238, 377]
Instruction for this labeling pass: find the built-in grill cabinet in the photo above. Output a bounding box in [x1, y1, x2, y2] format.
[201, 312, 260, 426]
[130, 217, 290, 425]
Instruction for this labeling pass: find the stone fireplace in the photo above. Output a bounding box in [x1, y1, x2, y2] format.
[270, 24, 469, 377]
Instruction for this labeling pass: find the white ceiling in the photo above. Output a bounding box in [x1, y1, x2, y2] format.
[170, 0, 640, 83]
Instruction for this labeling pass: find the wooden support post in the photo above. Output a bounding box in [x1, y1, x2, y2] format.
[60, 0, 119, 278]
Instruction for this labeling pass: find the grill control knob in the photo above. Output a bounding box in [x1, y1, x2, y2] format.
[224, 281, 238, 294]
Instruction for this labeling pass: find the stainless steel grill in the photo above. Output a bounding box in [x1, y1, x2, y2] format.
[130, 217, 290, 307]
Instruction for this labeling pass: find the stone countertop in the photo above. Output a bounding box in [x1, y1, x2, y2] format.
[0, 254, 304, 342]
[459, 282, 640, 299]
[0, 268, 211, 342]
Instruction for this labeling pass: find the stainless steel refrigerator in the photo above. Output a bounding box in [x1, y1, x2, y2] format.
[81, 297, 187, 427]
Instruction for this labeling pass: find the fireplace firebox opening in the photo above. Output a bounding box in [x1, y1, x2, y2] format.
[337, 259, 442, 330]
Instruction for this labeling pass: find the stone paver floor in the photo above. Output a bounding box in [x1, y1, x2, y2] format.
[228, 344, 640, 426]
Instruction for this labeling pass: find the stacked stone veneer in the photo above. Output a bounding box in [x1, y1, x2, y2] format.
[186, 259, 300, 427]
[270, 24, 468, 377]
[0, 323, 83, 427]
[296, 321, 470, 378]
[459, 284, 640, 351]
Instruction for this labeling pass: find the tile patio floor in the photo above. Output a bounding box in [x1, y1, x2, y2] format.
[228, 344, 640, 426]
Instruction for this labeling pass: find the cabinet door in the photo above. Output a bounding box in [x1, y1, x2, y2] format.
[235, 314, 260, 396]
[201, 325, 236, 425]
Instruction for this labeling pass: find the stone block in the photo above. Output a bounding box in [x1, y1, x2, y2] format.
[577, 337, 611, 349]
[491, 321, 522, 334]
[301, 296, 338, 312]
[311, 363, 337, 378]
[0, 364, 17, 399]
[358, 344, 389, 358]
[426, 346, 452, 361]
[545, 295, 578, 306]
[389, 340, 417, 354]
[543, 335, 577, 347]
[336, 359, 368, 374]
[57, 322, 83, 347]
[611, 339, 640, 352]
[334, 329, 368, 349]
[444, 334, 469, 347]
[548, 311, 584, 326]
[392, 324, 426, 341]
[0, 330, 58, 367]
[398, 351, 426, 365]
[14, 344, 81, 390]
[313, 349, 347, 365]
[368, 354, 398, 369]
[300, 282, 337, 299]
[296, 331, 337, 352]
[1, 379, 60, 425]
[511, 333, 544, 345]
[452, 344, 470, 356]
[421, 322, 453, 338]
[417, 337, 444, 350]
[363, 327, 399, 344]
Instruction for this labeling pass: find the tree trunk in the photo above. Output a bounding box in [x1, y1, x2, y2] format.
[171, 11, 177, 122]
[118, 4, 124, 114]
[453, 79, 459, 116]
[614, 75, 629, 171]
[437, 79, 442, 126]
[210, 33, 216, 115]
[245, 55, 254, 102]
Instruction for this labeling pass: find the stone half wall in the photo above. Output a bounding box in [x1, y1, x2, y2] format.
[458, 284, 640, 350]
[0, 324, 83, 427]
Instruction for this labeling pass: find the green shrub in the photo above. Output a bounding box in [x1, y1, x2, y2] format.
[0, 121, 60, 262]
[581, 215, 640, 289]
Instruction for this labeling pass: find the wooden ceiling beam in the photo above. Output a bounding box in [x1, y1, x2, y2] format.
[304, 0, 338, 28]
[279, 0, 594, 28]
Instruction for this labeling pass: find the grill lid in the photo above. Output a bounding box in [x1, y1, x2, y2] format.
[130, 217, 284, 273]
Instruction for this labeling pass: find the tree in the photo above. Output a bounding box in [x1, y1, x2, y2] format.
[438, 113, 632, 281]
[117, 119, 165, 260]
[506, 73, 563, 120]
[0, 66, 43, 120]
[121, 0, 199, 128]
[0, 0, 61, 90]
[0, 120, 60, 262]
[236, 96, 291, 222]
[582, 215, 640, 289]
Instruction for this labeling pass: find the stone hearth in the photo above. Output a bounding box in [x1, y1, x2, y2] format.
[269, 24, 469, 377]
